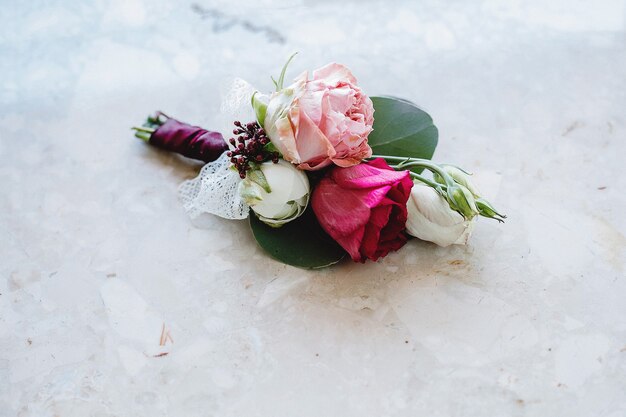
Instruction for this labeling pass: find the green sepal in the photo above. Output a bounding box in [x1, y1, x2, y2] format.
[435, 165, 481, 197]
[247, 165, 271, 193]
[251, 91, 268, 127]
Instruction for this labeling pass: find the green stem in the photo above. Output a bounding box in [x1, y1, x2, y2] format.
[131, 112, 168, 143]
[371, 155, 456, 188]
[371, 155, 425, 162]
[132, 126, 156, 133]
[134, 132, 150, 142]
[408, 172, 444, 189]
[372, 155, 506, 222]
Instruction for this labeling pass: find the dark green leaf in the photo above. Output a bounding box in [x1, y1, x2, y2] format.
[369, 96, 439, 171]
[249, 208, 346, 269]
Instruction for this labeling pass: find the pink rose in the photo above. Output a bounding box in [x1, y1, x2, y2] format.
[311, 158, 414, 262]
[263, 63, 374, 170]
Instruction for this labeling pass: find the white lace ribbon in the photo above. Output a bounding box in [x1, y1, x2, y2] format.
[178, 78, 259, 220]
[217, 78, 257, 139]
[179, 153, 249, 219]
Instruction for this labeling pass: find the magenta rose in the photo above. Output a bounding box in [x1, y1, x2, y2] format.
[263, 63, 374, 170]
[311, 158, 414, 262]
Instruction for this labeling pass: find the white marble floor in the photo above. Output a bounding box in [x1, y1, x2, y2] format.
[1, 0, 625, 416]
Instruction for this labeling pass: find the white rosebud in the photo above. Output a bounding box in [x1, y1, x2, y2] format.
[406, 183, 475, 247]
[238, 160, 310, 227]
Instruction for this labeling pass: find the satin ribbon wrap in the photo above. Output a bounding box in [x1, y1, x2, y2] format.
[150, 118, 228, 163]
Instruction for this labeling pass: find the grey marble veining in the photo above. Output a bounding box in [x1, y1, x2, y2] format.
[1, 0, 625, 416]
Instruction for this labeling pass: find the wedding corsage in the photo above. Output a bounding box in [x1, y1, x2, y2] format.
[132, 54, 505, 268]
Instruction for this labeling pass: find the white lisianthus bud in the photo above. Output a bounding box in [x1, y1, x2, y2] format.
[443, 165, 481, 197]
[406, 183, 475, 247]
[447, 183, 479, 220]
[238, 160, 310, 227]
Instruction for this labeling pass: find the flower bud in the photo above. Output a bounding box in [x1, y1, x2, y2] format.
[435, 165, 481, 197]
[475, 197, 506, 222]
[406, 183, 475, 247]
[447, 184, 479, 220]
[238, 160, 310, 227]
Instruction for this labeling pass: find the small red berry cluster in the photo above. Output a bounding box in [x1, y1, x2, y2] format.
[226, 121, 280, 178]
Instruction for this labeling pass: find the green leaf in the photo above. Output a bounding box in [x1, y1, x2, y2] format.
[369, 96, 438, 171]
[249, 207, 346, 269]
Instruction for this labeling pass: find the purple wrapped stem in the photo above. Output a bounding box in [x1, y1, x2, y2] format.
[148, 117, 228, 163]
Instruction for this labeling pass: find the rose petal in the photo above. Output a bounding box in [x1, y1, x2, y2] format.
[312, 63, 358, 85]
[293, 108, 335, 169]
[312, 179, 390, 236]
[331, 141, 372, 168]
[331, 158, 409, 189]
[325, 85, 355, 115]
[298, 88, 326, 126]
[360, 205, 392, 261]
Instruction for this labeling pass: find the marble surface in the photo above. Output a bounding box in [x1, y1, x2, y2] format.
[1, 0, 626, 416]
